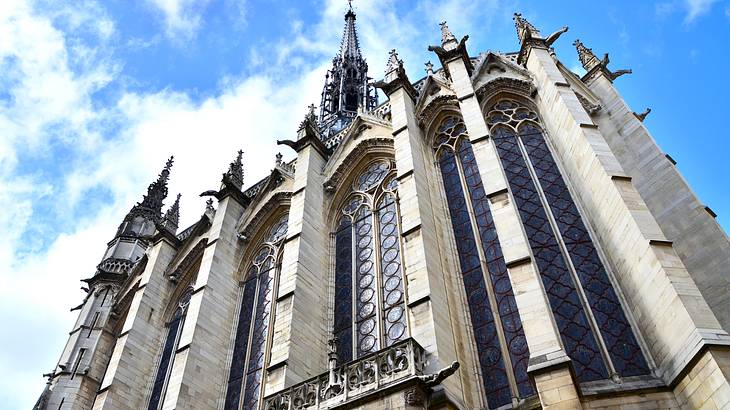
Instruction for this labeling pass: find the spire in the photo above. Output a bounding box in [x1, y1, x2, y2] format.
[138, 156, 173, 215]
[340, 1, 361, 59]
[318, 1, 378, 139]
[224, 150, 244, 190]
[162, 193, 181, 233]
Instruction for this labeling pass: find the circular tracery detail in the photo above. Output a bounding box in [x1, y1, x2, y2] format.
[486, 98, 540, 130]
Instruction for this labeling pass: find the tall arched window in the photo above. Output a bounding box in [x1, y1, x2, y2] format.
[224, 214, 288, 410]
[148, 289, 192, 410]
[332, 160, 407, 363]
[433, 115, 533, 408]
[486, 99, 649, 382]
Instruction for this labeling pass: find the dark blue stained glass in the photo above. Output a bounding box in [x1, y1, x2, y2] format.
[354, 207, 379, 357]
[518, 124, 649, 377]
[377, 195, 407, 346]
[148, 312, 181, 410]
[456, 140, 534, 398]
[439, 148, 512, 409]
[242, 266, 275, 409]
[334, 217, 353, 363]
[224, 275, 258, 410]
[492, 126, 608, 382]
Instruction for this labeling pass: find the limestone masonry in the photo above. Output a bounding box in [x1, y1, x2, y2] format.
[34, 7, 730, 410]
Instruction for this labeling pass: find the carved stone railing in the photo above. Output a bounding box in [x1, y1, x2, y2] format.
[264, 338, 427, 410]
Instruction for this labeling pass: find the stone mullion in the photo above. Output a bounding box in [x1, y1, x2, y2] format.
[92, 238, 178, 410]
[523, 44, 730, 385]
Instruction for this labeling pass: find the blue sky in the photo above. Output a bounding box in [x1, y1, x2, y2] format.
[0, 0, 728, 408]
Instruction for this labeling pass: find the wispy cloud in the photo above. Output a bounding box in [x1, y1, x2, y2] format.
[145, 0, 212, 41]
[683, 0, 719, 24]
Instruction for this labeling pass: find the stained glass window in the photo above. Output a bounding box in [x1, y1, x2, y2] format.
[486, 99, 649, 381]
[224, 214, 288, 410]
[148, 290, 192, 410]
[434, 115, 533, 408]
[332, 160, 407, 363]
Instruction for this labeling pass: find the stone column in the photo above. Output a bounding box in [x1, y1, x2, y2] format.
[377, 51, 466, 408]
[266, 114, 330, 394]
[438, 31, 580, 408]
[93, 237, 177, 410]
[161, 193, 245, 409]
[518, 22, 730, 386]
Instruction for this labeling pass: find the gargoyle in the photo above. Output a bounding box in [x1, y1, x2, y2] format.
[609, 68, 632, 81]
[417, 361, 460, 388]
[634, 108, 651, 122]
[545, 26, 568, 46]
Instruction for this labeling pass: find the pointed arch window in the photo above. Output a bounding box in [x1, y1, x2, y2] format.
[148, 289, 192, 410]
[485, 99, 649, 382]
[224, 214, 288, 410]
[433, 115, 533, 408]
[332, 160, 408, 363]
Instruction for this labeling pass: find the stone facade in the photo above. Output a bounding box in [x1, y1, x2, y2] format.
[35, 10, 730, 410]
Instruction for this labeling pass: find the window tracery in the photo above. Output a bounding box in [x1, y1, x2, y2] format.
[224, 214, 288, 410]
[486, 98, 649, 381]
[148, 289, 192, 410]
[433, 115, 533, 408]
[332, 160, 407, 364]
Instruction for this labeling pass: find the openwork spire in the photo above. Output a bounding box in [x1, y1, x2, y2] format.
[162, 193, 181, 233]
[318, 2, 378, 139]
[224, 150, 245, 190]
[138, 156, 173, 214]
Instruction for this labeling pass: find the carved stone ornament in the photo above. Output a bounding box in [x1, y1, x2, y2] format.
[513, 13, 568, 66]
[237, 191, 293, 244]
[404, 387, 424, 405]
[475, 77, 537, 105]
[576, 93, 602, 115]
[322, 137, 395, 192]
[574, 39, 632, 83]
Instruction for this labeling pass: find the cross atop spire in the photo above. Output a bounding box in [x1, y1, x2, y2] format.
[439, 21, 457, 46]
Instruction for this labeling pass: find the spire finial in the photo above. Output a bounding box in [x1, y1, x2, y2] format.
[513, 12, 541, 44]
[347, 0, 353, 12]
[385, 49, 401, 74]
[439, 21, 457, 45]
[163, 193, 181, 233]
[138, 156, 174, 214]
[275, 152, 283, 166]
[224, 149, 244, 190]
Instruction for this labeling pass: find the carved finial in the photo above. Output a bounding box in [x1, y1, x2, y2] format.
[634, 108, 651, 122]
[299, 104, 319, 131]
[439, 21, 457, 45]
[205, 198, 215, 213]
[138, 156, 174, 215]
[513, 13, 541, 44]
[224, 149, 244, 190]
[424, 61, 434, 75]
[385, 49, 401, 75]
[275, 152, 283, 166]
[162, 193, 181, 233]
[574, 39, 632, 82]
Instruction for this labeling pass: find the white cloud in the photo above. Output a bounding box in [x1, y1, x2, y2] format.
[683, 0, 719, 23]
[145, 0, 212, 41]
